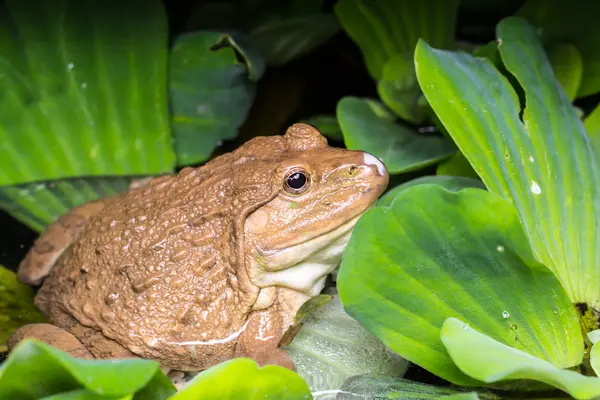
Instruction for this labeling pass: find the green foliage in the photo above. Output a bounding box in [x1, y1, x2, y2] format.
[336, 97, 455, 174]
[184, 0, 338, 67]
[416, 17, 600, 309]
[0, 177, 131, 232]
[337, 375, 497, 400]
[170, 358, 311, 400]
[169, 32, 265, 166]
[285, 294, 409, 394]
[436, 152, 480, 181]
[338, 185, 582, 385]
[546, 43, 583, 100]
[0, 0, 266, 231]
[0, 341, 312, 400]
[377, 175, 485, 208]
[334, 0, 458, 125]
[516, 0, 600, 97]
[249, 13, 340, 67]
[0, 0, 174, 186]
[0, 339, 175, 400]
[441, 318, 600, 398]
[337, 10, 600, 399]
[334, 0, 458, 81]
[0, 266, 46, 351]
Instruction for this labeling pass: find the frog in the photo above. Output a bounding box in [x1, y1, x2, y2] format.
[7, 123, 389, 381]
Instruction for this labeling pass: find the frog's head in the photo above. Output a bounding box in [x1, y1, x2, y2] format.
[243, 123, 388, 307]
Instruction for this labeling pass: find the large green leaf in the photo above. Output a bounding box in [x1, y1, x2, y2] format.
[584, 104, 600, 158]
[516, 0, 600, 97]
[377, 54, 429, 124]
[442, 318, 600, 399]
[415, 17, 600, 309]
[250, 13, 340, 67]
[336, 97, 455, 174]
[0, 0, 174, 186]
[169, 32, 265, 166]
[334, 0, 459, 81]
[589, 330, 600, 377]
[546, 42, 583, 101]
[337, 185, 583, 385]
[337, 375, 497, 400]
[171, 358, 311, 400]
[0, 339, 175, 400]
[0, 177, 132, 232]
[0, 266, 46, 351]
[286, 293, 408, 395]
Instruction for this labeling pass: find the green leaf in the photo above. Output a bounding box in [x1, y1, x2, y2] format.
[250, 13, 340, 66]
[0, 177, 132, 232]
[169, 31, 265, 166]
[286, 294, 408, 395]
[337, 375, 496, 400]
[377, 54, 428, 124]
[590, 332, 600, 377]
[300, 115, 343, 142]
[39, 389, 127, 400]
[0, 266, 46, 351]
[0, 0, 174, 186]
[436, 152, 480, 181]
[377, 175, 485, 207]
[438, 394, 480, 400]
[0, 339, 175, 399]
[442, 318, 600, 399]
[546, 42, 583, 101]
[415, 17, 600, 308]
[171, 358, 311, 400]
[334, 0, 459, 80]
[584, 104, 600, 157]
[516, 0, 600, 97]
[338, 185, 583, 386]
[336, 97, 455, 174]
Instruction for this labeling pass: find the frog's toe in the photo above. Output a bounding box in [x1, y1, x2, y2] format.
[7, 323, 94, 359]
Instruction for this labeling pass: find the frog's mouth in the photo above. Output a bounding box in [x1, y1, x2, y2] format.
[248, 208, 369, 297]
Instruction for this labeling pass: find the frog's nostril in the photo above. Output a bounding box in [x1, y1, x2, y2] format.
[363, 153, 386, 176]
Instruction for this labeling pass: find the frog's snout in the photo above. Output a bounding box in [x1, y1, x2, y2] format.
[362, 152, 387, 177]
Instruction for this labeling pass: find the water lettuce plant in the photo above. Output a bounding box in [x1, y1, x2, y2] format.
[337, 15, 600, 399]
[0, 339, 311, 400]
[0, 0, 337, 233]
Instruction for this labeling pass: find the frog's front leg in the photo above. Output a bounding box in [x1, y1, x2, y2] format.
[17, 200, 107, 286]
[235, 309, 296, 370]
[7, 323, 94, 359]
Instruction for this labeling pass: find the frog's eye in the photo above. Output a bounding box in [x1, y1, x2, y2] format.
[284, 169, 311, 195]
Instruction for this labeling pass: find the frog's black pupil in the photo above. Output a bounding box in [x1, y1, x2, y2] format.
[287, 172, 306, 189]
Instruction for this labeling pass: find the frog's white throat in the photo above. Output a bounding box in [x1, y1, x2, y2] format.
[248, 212, 363, 304]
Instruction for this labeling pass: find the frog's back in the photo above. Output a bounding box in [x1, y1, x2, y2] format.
[35, 158, 255, 369]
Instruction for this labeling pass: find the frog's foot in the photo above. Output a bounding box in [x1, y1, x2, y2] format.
[255, 347, 296, 370]
[235, 309, 297, 371]
[7, 323, 94, 359]
[166, 370, 188, 391]
[18, 200, 107, 286]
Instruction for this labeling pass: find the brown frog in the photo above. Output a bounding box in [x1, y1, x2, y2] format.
[8, 123, 389, 379]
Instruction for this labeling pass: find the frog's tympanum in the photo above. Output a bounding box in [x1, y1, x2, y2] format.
[8, 123, 389, 378]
